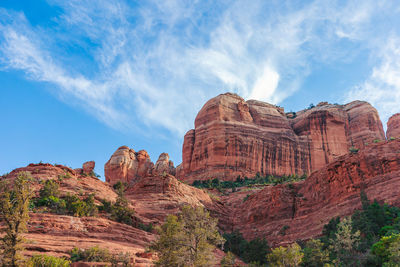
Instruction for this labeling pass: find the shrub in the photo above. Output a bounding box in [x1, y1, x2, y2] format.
[223, 231, 269, 264]
[70, 246, 112, 262]
[39, 179, 59, 199]
[113, 181, 128, 191]
[373, 139, 381, 143]
[243, 194, 250, 202]
[138, 222, 154, 232]
[349, 147, 359, 154]
[111, 188, 135, 225]
[64, 193, 98, 217]
[27, 254, 71, 267]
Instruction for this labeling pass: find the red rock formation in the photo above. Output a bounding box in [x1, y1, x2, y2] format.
[178, 93, 385, 182]
[387, 113, 400, 139]
[104, 146, 154, 185]
[82, 161, 95, 174]
[126, 173, 213, 225]
[104, 147, 177, 185]
[229, 140, 400, 246]
[152, 153, 176, 176]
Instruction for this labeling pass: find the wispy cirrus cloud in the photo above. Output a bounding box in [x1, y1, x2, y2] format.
[0, 0, 399, 136]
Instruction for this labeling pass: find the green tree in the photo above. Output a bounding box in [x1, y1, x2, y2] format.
[267, 242, 303, 267]
[111, 186, 134, 225]
[371, 233, 400, 266]
[332, 217, 361, 266]
[301, 239, 330, 267]
[0, 172, 34, 267]
[241, 237, 269, 264]
[152, 205, 224, 267]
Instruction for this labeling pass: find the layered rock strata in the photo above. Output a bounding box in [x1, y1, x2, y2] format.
[178, 93, 385, 182]
[228, 140, 400, 246]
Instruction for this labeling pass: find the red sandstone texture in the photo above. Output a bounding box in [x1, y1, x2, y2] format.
[104, 146, 176, 185]
[3, 163, 220, 265]
[178, 93, 385, 182]
[387, 113, 400, 139]
[4, 163, 156, 265]
[228, 140, 400, 246]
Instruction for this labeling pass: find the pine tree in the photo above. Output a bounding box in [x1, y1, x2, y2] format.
[152, 205, 224, 267]
[0, 172, 33, 267]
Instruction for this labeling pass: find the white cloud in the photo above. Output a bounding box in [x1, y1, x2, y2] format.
[0, 0, 399, 136]
[249, 65, 280, 102]
[346, 36, 400, 125]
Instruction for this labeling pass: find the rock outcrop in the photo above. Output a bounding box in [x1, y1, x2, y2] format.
[387, 113, 400, 139]
[104, 146, 176, 185]
[153, 153, 176, 176]
[228, 140, 400, 246]
[178, 93, 385, 182]
[104, 146, 154, 185]
[82, 161, 95, 174]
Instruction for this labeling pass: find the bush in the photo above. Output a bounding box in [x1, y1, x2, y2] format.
[27, 254, 71, 267]
[64, 193, 98, 217]
[223, 231, 269, 264]
[70, 246, 132, 266]
[70, 246, 112, 262]
[138, 222, 153, 232]
[111, 188, 135, 225]
[349, 147, 359, 154]
[113, 181, 128, 191]
[39, 179, 59, 199]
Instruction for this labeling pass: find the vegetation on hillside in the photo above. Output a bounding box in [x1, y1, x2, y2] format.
[191, 173, 307, 191]
[221, 191, 400, 266]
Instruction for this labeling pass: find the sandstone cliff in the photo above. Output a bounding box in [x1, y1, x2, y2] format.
[225, 139, 400, 246]
[387, 113, 400, 139]
[178, 93, 385, 182]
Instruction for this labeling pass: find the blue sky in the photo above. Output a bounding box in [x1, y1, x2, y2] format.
[1, 0, 400, 178]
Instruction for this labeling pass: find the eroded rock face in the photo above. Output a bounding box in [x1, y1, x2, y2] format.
[153, 153, 176, 176]
[387, 113, 400, 139]
[82, 161, 95, 174]
[178, 93, 385, 182]
[104, 146, 176, 185]
[228, 140, 400, 246]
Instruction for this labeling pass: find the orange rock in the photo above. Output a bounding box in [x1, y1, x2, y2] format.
[178, 93, 385, 182]
[104, 146, 154, 185]
[152, 153, 176, 176]
[228, 140, 400, 246]
[387, 113, 400, 139]
[82, 161, 95, 174]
